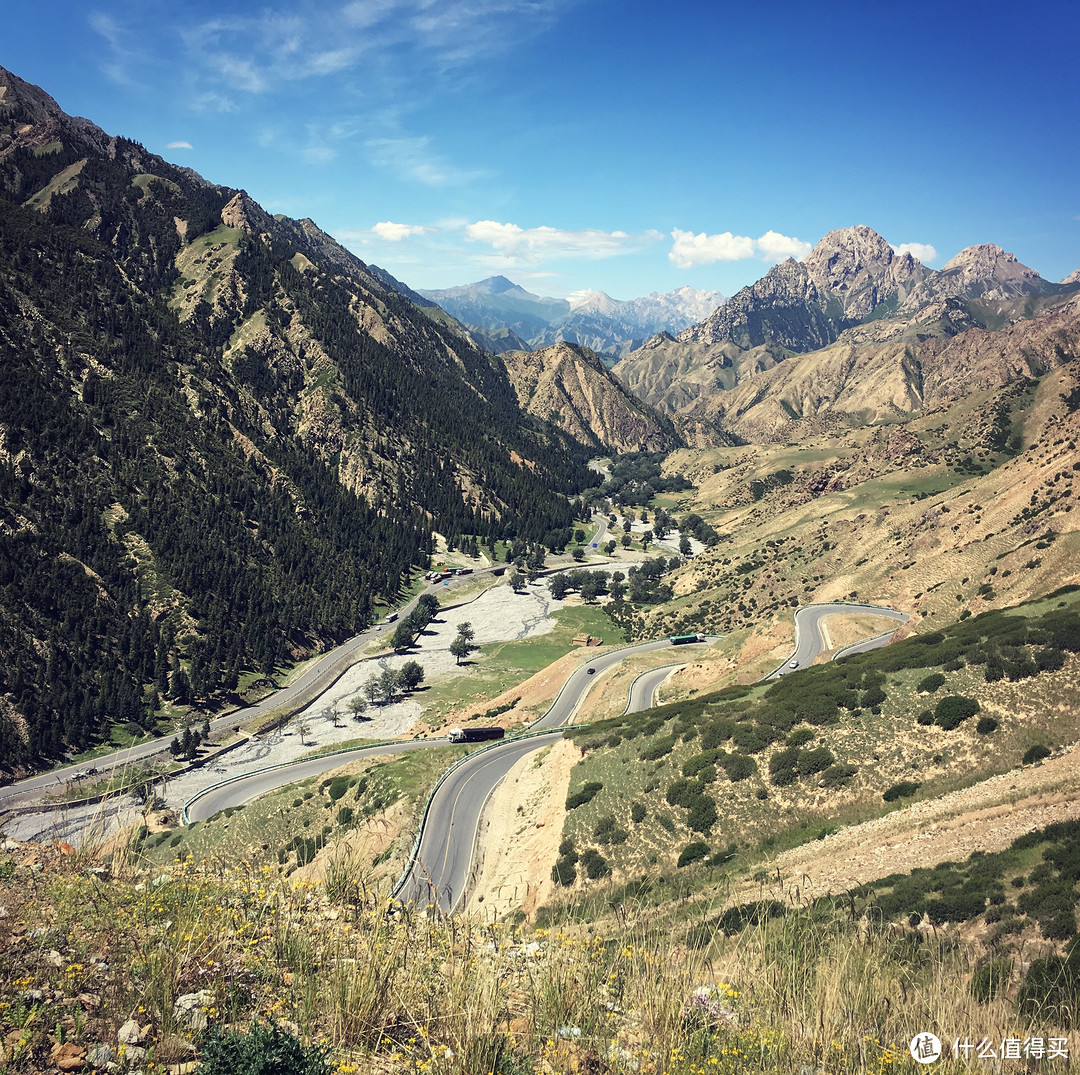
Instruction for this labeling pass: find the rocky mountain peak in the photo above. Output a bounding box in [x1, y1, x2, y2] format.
[478, 275, 520, 295]
[221, 191, 273, 235]
[1063, 268, 1080, 286]
[942, 243, 1042, 288]
[804, 225, 925, 318]
[0, 64, 110, 159]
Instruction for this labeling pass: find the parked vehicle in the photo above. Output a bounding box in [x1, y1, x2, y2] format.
[446, 727, 506, 743]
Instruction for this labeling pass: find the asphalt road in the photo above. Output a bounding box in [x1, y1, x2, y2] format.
[183, 740, 438, 824]
[393, 638, 711, 911]
[624, 663, 686, 714]
[769, 602, 909, 679]
[0, 548, 588, 812]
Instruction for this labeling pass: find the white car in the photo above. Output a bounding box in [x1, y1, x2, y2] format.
[789, 659, 799, 668]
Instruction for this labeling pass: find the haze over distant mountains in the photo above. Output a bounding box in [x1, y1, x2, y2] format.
[414, 276, 726, 360]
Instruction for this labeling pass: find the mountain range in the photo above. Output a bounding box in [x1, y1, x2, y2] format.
[415, 276, 726, 359]
[615, 225, 1080, 438]
[1, 59, 1079, 774]
[0, 65, 600, 765]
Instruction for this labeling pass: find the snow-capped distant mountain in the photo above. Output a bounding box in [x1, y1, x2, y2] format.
[415, 277, 726, 359]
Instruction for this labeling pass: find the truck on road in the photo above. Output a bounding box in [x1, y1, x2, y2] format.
[447, 727, 506, 743]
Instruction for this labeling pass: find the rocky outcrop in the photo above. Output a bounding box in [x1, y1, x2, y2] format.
[618, 225, 1067, 420]
[690, 296, 1080, 442]
[804, 225, 929, 319]
[220, 190, 274, 236]
[500, 342, 678, 453]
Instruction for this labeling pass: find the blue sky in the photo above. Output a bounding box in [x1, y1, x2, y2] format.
[5, 0, 1079, 300]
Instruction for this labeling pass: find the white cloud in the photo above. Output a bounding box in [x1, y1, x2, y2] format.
[668, 228, 811, 269]
[756, 230, 813, 262]
[892, 241, 939, 264]
[166, 140, 193, 150]
[465, 220, 663, 263]
[669, 229, 755, 269]
[89, 12, 145, 87]
[366, 136, 486, 186]
[371, 221, 438, 241]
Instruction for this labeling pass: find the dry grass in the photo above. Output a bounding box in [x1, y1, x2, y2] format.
[1, 835, 1077, 1074]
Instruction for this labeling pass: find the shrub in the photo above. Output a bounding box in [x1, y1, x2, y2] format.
[701, 720, 736, 749]
[666, 779, 690, 806]
[934, 695, 980, 730]
[1037, 647, 1068, 672]
[883, 781, 921, 803]
[1017, 937, 1080, 1023]
[566, 781, 603, 809]
[916, 710, 935, 726]
[786, 727, 815, 748]
[196, 1019, 332, 1075]
[822, 763, 857, 789]
[683, 750, 720, 779]
[336, 806, 353, 827]
[797, 746, 835, 775]
[630, 801, 647, 824]
[581, 848, 611, 879]
[687, 795, 718, 833]
[719, 753, 758, 781]
[976, 716, 999, 735]
[325, 776, 352, 802]
[731, 725, 768, 754]
[677, 842, 710, 868]
[551, 855, 577, 885]
[917, 673, 946, 693]
[1019, 881, 1079, 940]
[716, 900, 786, 934]
[593, 815, 629, 845]
[1023, 744, 1052, 766]
[640, 735, 677, 761]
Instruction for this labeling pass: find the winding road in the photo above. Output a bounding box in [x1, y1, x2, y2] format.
[4, 573, 908, 914]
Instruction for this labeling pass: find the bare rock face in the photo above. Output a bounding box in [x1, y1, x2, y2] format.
[1062, 268, 1080, 286]
[220, 190, 273, 235]
[805, 225, 929, 319]
[500, 342, 677, 454]
[925, 243, 1048, 304]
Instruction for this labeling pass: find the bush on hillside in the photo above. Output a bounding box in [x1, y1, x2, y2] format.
[677, 841, 710, 868]
[566, 781, 603, 809]
[719, 753, 758, 782]
[786, 727, 815, 748]
[934, 695, 980, 730]
[196, 1019, 332, 1075]
[883, 780, 921, 803]
[976, 716, 1000, 735]
[687, 795, 718, 833]
[917, 673, 946, 693]
[639, 735, 677, 761]
[822, 763, 857, 789]
[581, 848, 611, 879]
[1022, 744, 1052, 766]
[1017, 938, 1080, 1024]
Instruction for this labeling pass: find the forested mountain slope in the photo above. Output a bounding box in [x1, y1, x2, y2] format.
[0, 66, 589, 769]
